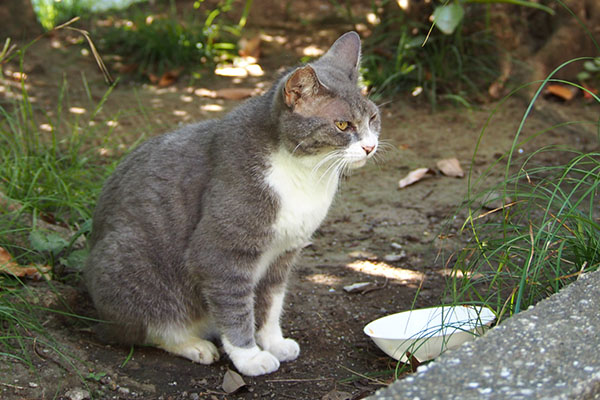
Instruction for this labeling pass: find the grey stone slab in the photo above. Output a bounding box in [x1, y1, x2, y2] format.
[371, 270, 600, 400]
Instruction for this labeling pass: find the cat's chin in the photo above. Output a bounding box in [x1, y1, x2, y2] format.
[348, 158, 368, 169]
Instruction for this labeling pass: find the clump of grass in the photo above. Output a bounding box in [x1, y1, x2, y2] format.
[444, 59, 600, 320]
[0, 47, 120, 378]
[361, 3, 499, 108]
[97, 0, 252, 77]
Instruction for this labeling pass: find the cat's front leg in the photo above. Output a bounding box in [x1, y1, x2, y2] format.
[255, 250, 300, 362]
[200, 254, 281, 376]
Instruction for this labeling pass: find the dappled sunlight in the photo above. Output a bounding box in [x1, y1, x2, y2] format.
[69, 106, 86, 114]
[307, 273, 342, 286]
[302, 45, 324, 57]
[201, 104, 224, 112]
[345, 260, 424, 283]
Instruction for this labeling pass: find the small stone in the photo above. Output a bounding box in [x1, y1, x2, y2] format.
[28, 382, 39, 388]
[118, 387, 130, 395]
[190, 393, 200, 400]
[383, 251, 406, 262]
[64, 388, 91, 400]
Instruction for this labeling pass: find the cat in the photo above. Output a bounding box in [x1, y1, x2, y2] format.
[84, 31, 380, 377]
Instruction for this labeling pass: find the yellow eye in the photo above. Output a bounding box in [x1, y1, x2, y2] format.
[335, 121, 349, 131]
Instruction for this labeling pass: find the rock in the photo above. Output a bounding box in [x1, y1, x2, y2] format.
[64, 388, 90, 400]
[384, 251, 406, 262]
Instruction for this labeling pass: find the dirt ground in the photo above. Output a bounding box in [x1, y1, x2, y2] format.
[1, 16, 599, 400]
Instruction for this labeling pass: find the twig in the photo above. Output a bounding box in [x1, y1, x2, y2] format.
[361, 278, 388, 295]
[473, 200, 523, 221]
[338, 365, 388, 386]
[0, 382, 25, 390]
[265, 378, 332, 383]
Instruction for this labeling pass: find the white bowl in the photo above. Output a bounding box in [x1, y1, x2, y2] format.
[364, 305, 495, 362]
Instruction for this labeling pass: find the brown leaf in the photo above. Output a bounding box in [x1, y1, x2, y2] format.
[158, 68, 184, 87]
[546, 84, 577, 101]
[0, 247, 51, 280]
[398, 168, 433, 188]
[437, 158, 464, 178]
[238, 36, 261, 59]
[222, 369, 246, 394]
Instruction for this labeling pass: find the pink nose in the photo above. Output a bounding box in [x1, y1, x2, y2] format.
[362, 145, 375, 155]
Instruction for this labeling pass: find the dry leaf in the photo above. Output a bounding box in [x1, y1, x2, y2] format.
[239, 36, 261, 59]
[546, 84, 577, 101]
[222, 369, 246, 394]
[157, 68, 184, 88]
[398, 168, 433, 188]
[437, 158, 464, 178]
[0, 247, 51, 280]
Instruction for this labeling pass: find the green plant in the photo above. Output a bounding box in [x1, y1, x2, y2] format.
[443, 58, 600, 320]
[0, 47, 121, 388]
[361, 1, 499, 108]
[99, 0, 252, 77]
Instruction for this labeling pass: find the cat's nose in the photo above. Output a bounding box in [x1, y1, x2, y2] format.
[362, 145, 375, 155]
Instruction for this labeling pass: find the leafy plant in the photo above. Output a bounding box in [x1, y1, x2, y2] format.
[98, 0, 252, 77]
[431, 0, 554, 36]
[443, 58, 600, 320]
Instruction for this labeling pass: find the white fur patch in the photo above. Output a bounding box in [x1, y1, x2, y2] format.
[267, 147, 338, 246]
[253, 147, 339, 282]
[256, 289, 300, 362]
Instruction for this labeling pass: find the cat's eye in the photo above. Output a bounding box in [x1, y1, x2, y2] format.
[370, 114, 378, 123]
[335, 121, 349, 131]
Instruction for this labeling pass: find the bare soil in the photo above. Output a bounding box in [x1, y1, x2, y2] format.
[1, 20, 598, 400]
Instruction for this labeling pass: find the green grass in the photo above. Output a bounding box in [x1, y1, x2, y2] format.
[443, 59, 600, 320]
[0, 48, 121, 384]
[97, 0, 252, 78]
[361, 2, 500, 108]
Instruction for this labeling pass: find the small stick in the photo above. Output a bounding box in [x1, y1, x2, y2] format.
[0, 382, 25, 390]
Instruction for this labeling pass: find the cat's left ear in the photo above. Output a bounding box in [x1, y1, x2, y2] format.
[321, 31, 361, 80]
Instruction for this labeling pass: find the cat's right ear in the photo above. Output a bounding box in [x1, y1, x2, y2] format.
[284, 65, 325, 109]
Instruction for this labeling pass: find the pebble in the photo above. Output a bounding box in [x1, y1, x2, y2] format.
[118, 387, 130, 395]
[384, 251, 406, 262]
[64, 388, 91, 400]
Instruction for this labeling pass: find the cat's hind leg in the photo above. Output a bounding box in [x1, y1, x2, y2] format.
[146, 321, 220, 364]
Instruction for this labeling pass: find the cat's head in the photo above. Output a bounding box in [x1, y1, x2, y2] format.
[276, 32, 380, 170]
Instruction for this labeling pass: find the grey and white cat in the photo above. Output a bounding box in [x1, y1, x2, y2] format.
[84, 31, 379, 376]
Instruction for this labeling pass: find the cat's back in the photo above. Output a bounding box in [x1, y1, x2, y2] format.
[89, 120, 218, 245]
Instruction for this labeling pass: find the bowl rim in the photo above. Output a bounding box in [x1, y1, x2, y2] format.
[363, 305, 496, 340]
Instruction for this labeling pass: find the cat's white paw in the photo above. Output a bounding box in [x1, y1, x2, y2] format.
[234, 349, 281, 376]
[160, 338, 220, 365]
[222, 338, 280, 376]
[262, 337, 300, 362]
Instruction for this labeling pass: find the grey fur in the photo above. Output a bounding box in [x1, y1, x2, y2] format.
[84, 31, 380, 373]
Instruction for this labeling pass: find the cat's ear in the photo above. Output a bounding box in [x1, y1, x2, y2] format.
[321, 31, 361, 80]
[284, 65, 325, 109]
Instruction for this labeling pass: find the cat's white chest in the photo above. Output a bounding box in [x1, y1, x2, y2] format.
[265, 148, 338, 251]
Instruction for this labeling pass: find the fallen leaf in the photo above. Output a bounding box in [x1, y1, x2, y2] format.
[158, 68, 184, 87]
[322, 389, 352, 400]
[398, 168, 433, 188]
[239, 36, 261, 59]
[583, 84, 598, 100]
[0, 247, 51, 280]
[437, 158, 464, 178]
[222, 369, 246, 394]
[343, 282, 372, 293]
[546, 84, 577, 101]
